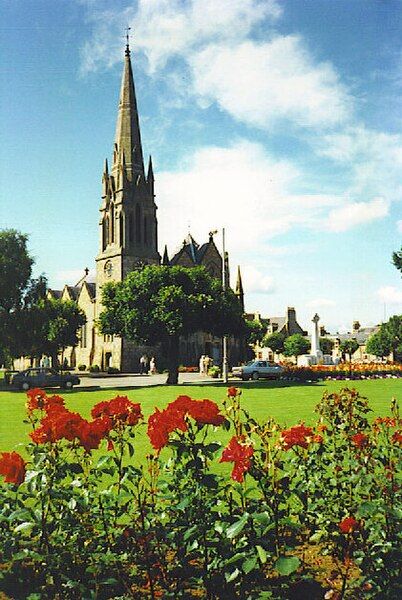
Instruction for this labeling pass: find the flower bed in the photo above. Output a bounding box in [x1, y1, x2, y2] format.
[0, 387, 401, 598]
[283, 362, 402, 382]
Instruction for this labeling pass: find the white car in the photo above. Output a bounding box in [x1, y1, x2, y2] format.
[232, 360, 284, 381]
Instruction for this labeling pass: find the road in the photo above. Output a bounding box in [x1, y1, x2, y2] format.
[77, 372, 232, 389]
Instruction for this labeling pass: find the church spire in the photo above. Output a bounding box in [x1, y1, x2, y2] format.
[113, 41, 145, 181]
[235, 265, 245, 312]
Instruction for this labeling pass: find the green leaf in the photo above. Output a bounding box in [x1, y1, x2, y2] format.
[226, 513, 249, 539]
[14, 521, 34, 533]
[242, 557, 258, 574]
[275, 556, 300, 576]
[225, 552, 246, 566]
[225, 568, 240, 582]
[256, 545, 267, 564]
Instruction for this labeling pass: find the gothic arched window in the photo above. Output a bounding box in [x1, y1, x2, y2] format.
[135, 204, 141, 243]
[110, 203, 115, 243]
[144, 216, 148, 245]
[119, 212, 124, 246]
[103, 216, 110, 250]
[128, 213, 134, 244]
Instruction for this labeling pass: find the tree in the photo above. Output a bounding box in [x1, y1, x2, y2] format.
[99, 265, 246, 384]
[366, 329, 393, 359]
[0, 230, 33, 313]
[9, 298, 86, 369]
[320, 337, 334, 355]
[245, 320, 266, 346]
[262, 332, 286, 358]
[283, 334, 310, 361]
[392, 247, 402, 275]
[0, 230, 34, 363]
[382, 315, 402, 361]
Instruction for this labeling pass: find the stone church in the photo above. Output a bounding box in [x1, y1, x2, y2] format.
[43, 43, 243, 372]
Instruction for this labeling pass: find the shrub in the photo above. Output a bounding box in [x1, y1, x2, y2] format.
[88, 364, 100, 373]
[0, 387, 400, 598]
[107, 366, 120, 374]
[208, 365, 221, 378]
[77, 364, 86, 371]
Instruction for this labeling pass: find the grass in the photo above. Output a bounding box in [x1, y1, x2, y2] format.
[1, 378, 400, 458]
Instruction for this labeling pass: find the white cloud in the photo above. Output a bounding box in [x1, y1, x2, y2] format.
[240, 265, 275, 294]
[306, 298, 336, 309]
[80, 0, 281, 74]
[318, 126, 402, 203]
[190, 36, 351, 129]
[157, 140, 341, 258]
[324, 197, 389, 232]
[80, 1, 351, 130]
[377, 286, 402, 304]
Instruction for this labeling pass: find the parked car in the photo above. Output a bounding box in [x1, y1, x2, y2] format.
[232, 360, 285, 381]
[11, 368, 80, 391]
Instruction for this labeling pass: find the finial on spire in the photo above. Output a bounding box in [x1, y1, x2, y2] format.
[125, 26, 131, 56]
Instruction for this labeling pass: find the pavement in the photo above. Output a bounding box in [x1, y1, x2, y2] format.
[76, 372, 233, 389]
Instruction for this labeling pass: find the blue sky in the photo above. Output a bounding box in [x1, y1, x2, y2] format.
[1, 0, 401, 334]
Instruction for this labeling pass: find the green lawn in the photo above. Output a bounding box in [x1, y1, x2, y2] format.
[1, 379, 400, 457]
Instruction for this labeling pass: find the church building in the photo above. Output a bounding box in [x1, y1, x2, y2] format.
[42, 42, 244, 372]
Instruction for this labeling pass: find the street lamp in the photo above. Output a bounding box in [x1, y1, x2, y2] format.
[222, 228, 229, 384]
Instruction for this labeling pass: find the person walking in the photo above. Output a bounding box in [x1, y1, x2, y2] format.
[139, 355, 148, 375]
[149, 357, 157, 374]
[199, 355, 205, 375]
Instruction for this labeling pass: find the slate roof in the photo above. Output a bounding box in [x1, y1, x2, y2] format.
[170, 234, 212, 266]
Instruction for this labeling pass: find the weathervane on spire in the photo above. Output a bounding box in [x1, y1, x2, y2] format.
[125, 26, 131, 55]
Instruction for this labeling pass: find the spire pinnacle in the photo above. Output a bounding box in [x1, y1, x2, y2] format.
[125, 26, 131, 56]
[235, 265, 245, 311]
[113, 37, 145, 181]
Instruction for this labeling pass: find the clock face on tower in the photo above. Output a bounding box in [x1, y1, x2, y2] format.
[104, 261, 113, 278]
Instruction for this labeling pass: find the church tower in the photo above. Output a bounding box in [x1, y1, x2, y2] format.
[96, 41, 160, 291]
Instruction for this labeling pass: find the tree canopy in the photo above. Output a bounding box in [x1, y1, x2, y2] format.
[366, 329, 393, 359]
[339, 339, 359, 360]
[99, 265, 246, 383]
[392, 247, 402, 276]
[262, 332, 286, 356]
[283, 334, 310, 359]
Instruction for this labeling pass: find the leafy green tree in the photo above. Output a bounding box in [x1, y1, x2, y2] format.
[99, 265, 246, 384]
[245, 320, 265, 346]
[0, 230, 33, 313]
[382, 315, 402, 361]
[9, 298, 86, 369]
[262, 332, 286, 358]
[366, 329, 393, 359]
[283, 334, 310, 361]
[320, 337, 334, 355]
[339, 339, 359, 361]
[392, 247, 402, 275]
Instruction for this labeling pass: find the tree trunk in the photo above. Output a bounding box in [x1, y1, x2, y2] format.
[166, 336, 179, 385]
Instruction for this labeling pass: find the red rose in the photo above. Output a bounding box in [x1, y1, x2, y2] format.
[227, 387, 240, 398]
[351, 433, 369, 448]
[91, 396, 142, 426]
[45, 395, 66, 413]
[0, 451, 26, 486]
[281, 424, 314, 450]
[187, 399, 225, 426]
[30, 409, 84, 444]
[392, 431, 402, 445]
[26, 388, 48, 413]
[339, 516, 359, 534]
[168, 395, 193, 412]
[220, 436, 254, 482]
[77, 416, 113, 452]
[147, 409, 171, 451]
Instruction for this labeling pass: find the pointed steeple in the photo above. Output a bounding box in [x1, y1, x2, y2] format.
[162, 245, 170, 266]
[147, 155, 154, 196]
[113, 43, 145, 181]
[235, 265, 245, 312]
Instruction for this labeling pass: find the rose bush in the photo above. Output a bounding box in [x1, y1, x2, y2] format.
[0, 387, 400, 598]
